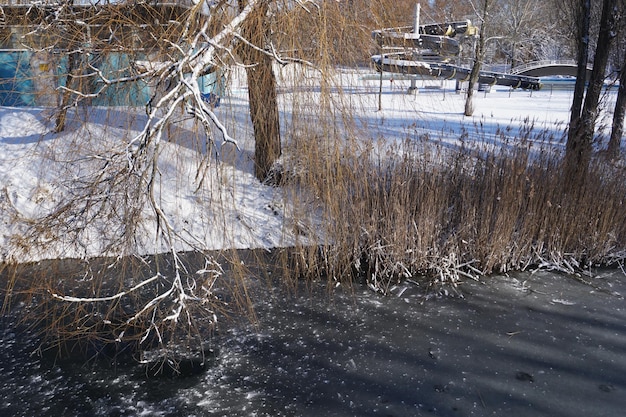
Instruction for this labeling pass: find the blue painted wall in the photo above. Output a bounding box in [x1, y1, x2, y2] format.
[0, 51, 36, 106]
[90, 52, 151, 107]
[0, 51, 223, 107]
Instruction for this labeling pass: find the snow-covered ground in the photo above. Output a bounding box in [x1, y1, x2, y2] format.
[0, 68, 619, 263]
[0, 107, 295, 261]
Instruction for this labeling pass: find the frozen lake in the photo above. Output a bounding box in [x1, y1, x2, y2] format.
[2, 268, 625, 416]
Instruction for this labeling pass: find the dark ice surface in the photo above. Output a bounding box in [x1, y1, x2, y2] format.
[2, 269, 626, 416]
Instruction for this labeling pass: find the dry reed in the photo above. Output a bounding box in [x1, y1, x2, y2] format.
[280, 121, 626, 295]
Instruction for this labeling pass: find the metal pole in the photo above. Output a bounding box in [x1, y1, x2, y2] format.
[414, 3, 421, 35]
[378, 65, 383, 111]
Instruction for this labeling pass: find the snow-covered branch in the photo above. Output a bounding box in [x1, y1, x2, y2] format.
[13, 0, 271, 364]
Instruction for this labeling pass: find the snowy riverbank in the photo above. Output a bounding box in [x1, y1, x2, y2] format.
[1, 70, 618, 263]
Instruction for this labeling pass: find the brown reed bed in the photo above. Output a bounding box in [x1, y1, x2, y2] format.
[280, 123, 626, 296]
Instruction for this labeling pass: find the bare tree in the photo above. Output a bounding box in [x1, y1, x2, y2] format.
[430, 0, 475, 21]
[564, 0, 618, 183]
[607, 3, 625, 160]
[495, 0, 551, 68]
[236, 0, 282, 181]
[3, 0, 284, 366]
[53, 1, 81, 133]
[465, 0, 494, 117]
[567, 0, 592, 145]
[607, 57, 626, 159]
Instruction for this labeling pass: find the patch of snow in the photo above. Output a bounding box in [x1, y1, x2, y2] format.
[551, 298, 576, 306]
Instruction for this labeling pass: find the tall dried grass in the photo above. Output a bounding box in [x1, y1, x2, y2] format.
[280, 119, 626, 295]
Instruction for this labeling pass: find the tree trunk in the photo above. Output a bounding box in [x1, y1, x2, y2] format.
[464, 0, 490, 117]
[464, 44, 481, 117]
[237, 0, 281, 182]
[607, 56, 626, 159]
[510, 41, 517, 70]
[248, 53, 281, 181]
[54, 0, 82, 133]
[564, 0, 617, 183]
[567, 0, 591, 143]
[55, 51, 78, 133]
